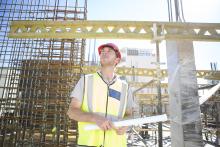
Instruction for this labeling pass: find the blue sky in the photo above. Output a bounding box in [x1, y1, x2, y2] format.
[86, 0, 220, 70]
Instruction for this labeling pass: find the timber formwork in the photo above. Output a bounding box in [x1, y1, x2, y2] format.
[0, 0, 87, 146]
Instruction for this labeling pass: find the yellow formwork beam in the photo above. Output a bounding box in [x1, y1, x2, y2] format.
[128, 82, 168, 88]
[19, 64, 220, 79]
[135, 93, 169, 105]
[79, 66, 219, 79]
[8, 20, 220, 41]
[135, 93, 169, 98]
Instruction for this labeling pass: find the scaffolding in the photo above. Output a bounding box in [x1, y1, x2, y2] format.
[0, 0, 87, 146]
[1, 0, 220, 146]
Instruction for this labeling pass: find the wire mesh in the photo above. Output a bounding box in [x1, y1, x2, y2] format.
[0, 0, 87, 146]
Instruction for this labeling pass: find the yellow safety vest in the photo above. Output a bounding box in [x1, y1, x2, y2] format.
[78, 72, 128, 147]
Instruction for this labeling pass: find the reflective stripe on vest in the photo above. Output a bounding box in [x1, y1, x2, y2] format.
[78, 72, 128, 147]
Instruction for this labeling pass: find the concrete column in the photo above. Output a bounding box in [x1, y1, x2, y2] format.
[166, 40, 203, 147]
[216, 102, 220, 145]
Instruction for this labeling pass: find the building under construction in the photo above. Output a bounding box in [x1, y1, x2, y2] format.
[0, 0, 220, 147]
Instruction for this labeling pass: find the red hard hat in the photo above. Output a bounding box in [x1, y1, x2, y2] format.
[98, 43, 121, 60]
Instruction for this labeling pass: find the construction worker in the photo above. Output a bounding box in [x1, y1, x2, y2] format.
[67, 43, 133, 147]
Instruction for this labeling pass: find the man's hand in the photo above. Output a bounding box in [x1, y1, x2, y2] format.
[114, 126, 128, 135]
[93, 114, 114, 131]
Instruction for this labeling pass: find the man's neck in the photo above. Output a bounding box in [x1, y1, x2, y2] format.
[100, 66, 115, 82]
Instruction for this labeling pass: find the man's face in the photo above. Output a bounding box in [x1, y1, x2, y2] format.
[100, 47, 120, 67]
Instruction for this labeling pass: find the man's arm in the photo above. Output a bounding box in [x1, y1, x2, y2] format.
[124, 86, 134, 118]
[124, 108, 133, 118]
[67, 97, 114, 131]
[67, 98, 94, 122]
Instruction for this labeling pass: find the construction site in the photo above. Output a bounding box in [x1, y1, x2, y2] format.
[0, 0, 220, 146]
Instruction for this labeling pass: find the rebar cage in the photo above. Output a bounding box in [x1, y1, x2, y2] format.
[0, 0, 87, 146]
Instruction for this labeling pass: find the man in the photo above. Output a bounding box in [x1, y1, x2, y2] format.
[67, 43, 133, 147]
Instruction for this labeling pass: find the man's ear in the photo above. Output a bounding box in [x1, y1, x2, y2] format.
[114, 58, 120, 65]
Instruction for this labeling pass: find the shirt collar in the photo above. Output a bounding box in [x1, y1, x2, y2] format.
[97, 71, 118, 85]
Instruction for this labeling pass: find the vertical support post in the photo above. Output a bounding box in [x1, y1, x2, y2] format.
[166, 40, 203, 147]
[156, 41, 163, 147]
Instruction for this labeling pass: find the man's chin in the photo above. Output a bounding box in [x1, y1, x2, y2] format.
[101, 63, 115, 67]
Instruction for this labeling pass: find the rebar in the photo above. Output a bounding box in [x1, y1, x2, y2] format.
[0, 0, 87, 146]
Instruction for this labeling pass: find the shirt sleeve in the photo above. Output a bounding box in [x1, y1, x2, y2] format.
[70, 76, 84, 104]
[126, 87, 134, 110]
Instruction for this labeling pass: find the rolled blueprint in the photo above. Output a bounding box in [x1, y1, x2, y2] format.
[84, 114, 168, 131]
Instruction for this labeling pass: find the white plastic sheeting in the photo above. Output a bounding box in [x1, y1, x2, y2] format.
[199, 83, 220, 105]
